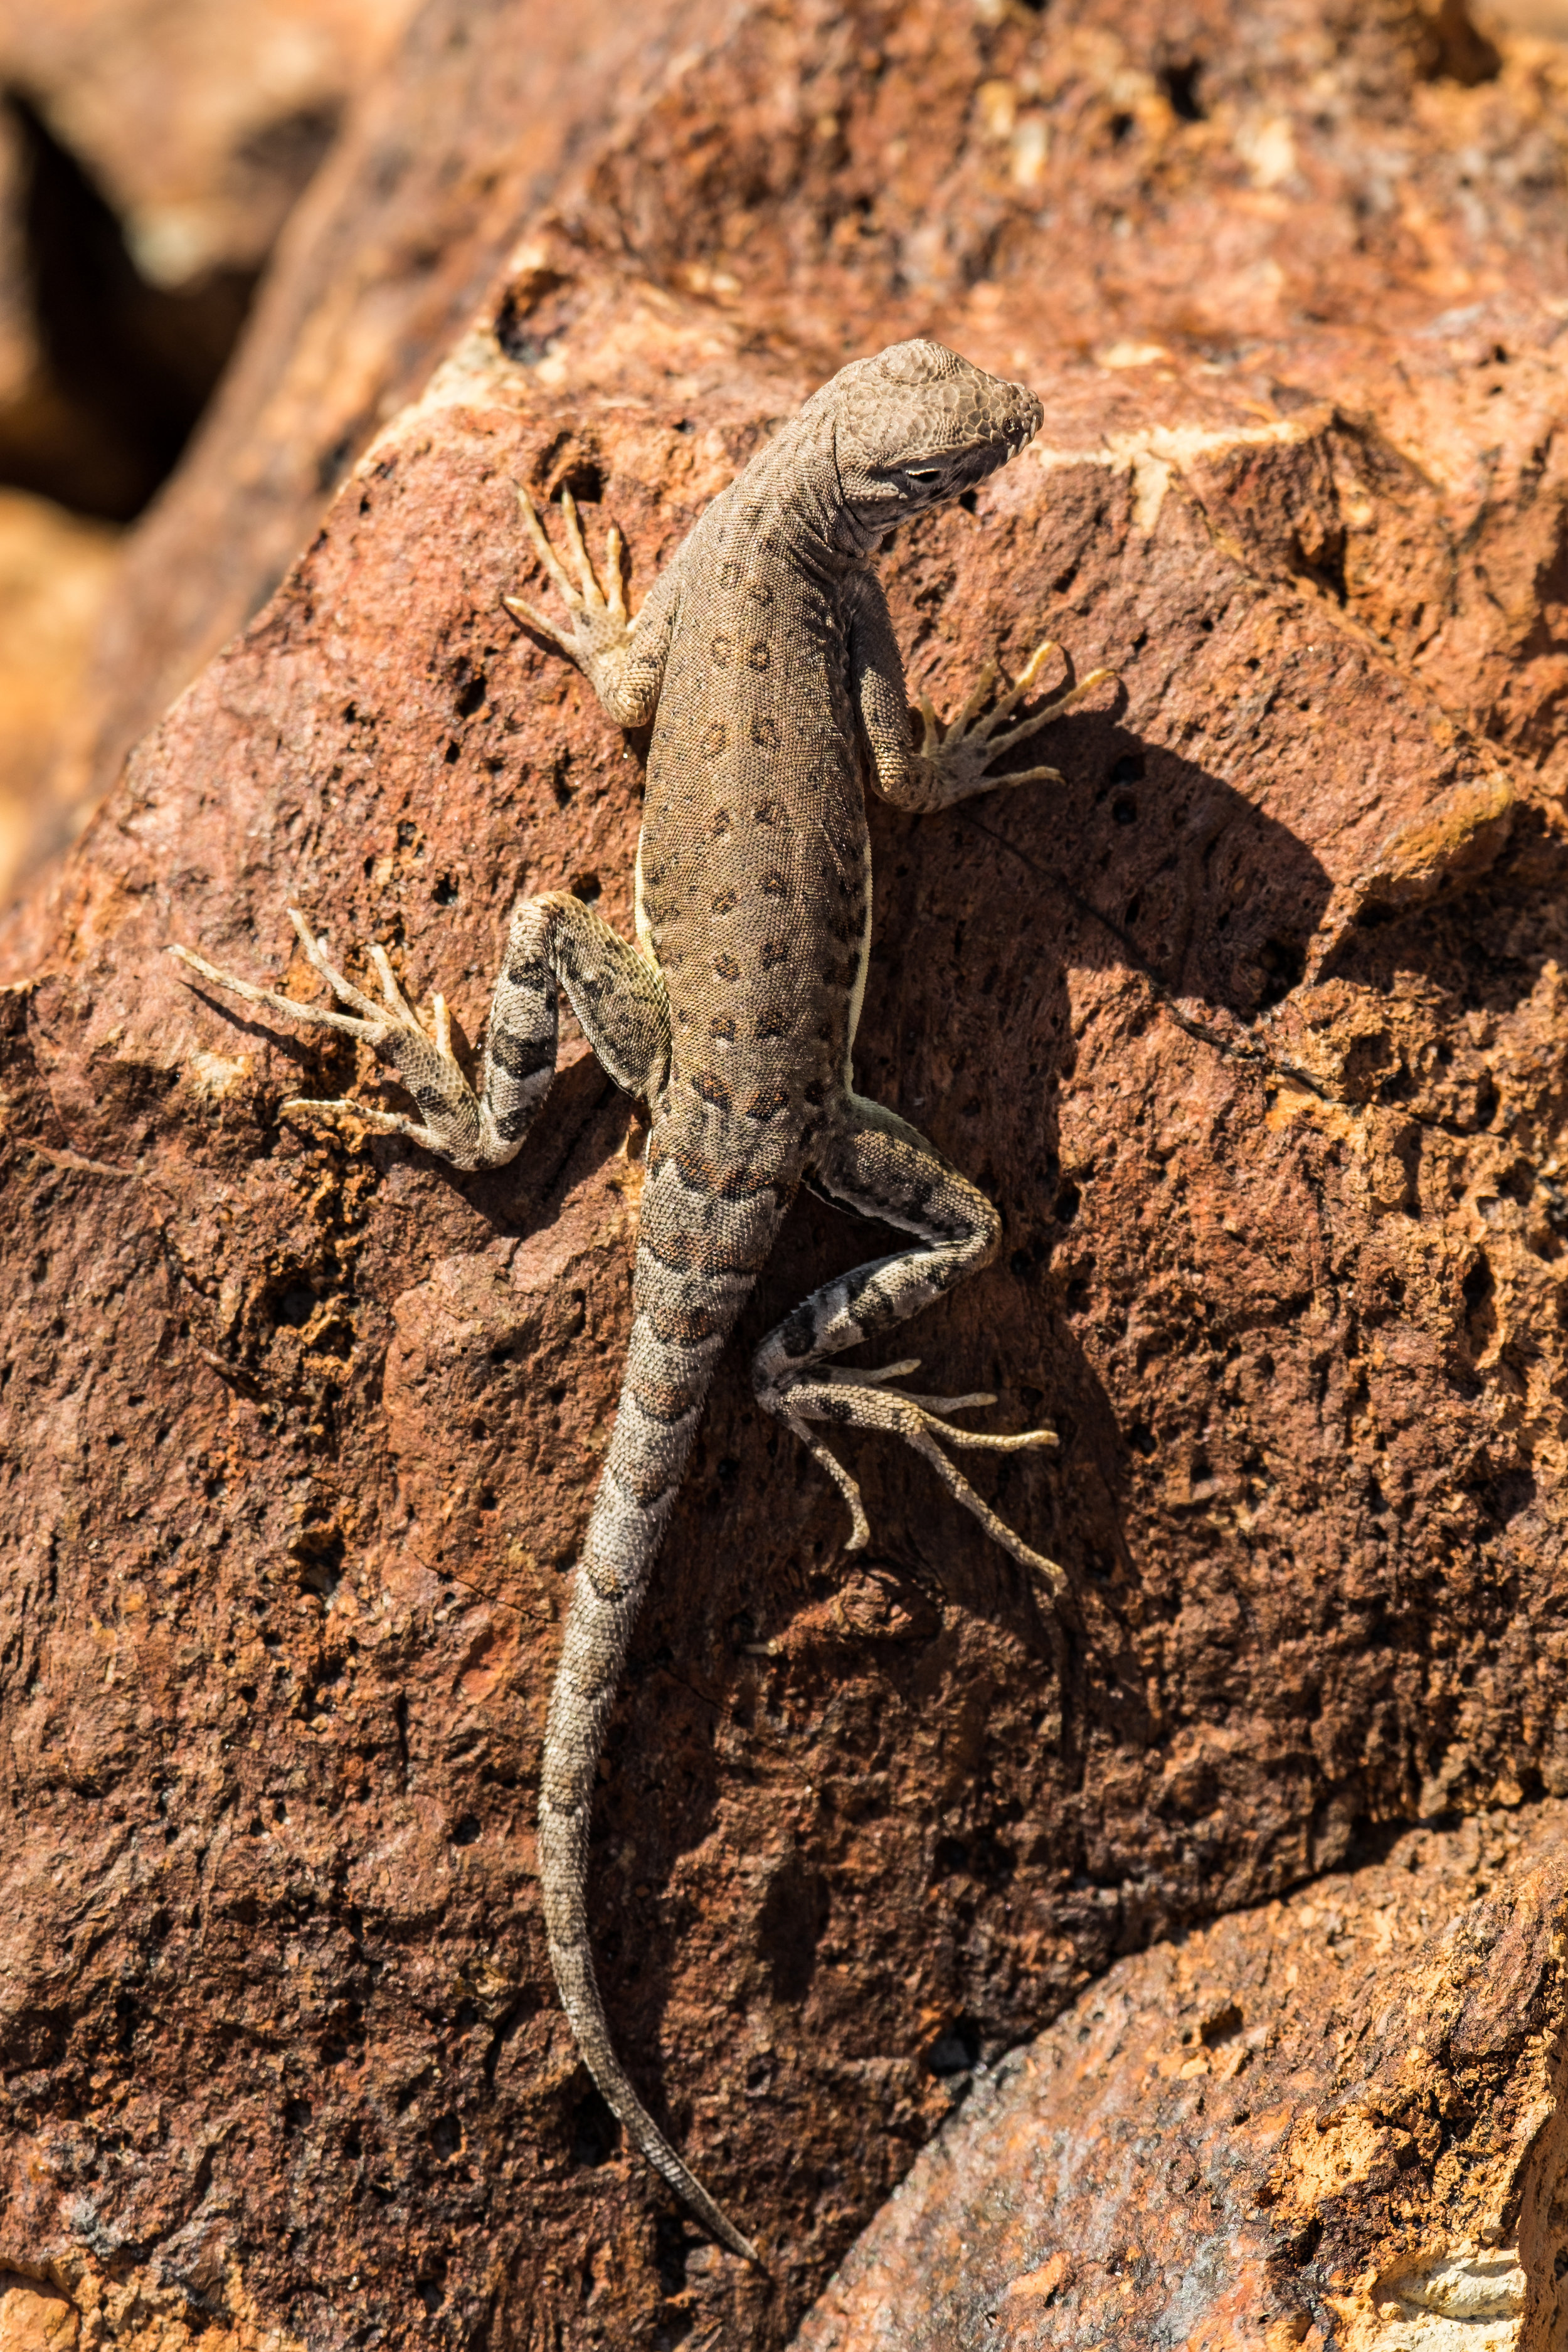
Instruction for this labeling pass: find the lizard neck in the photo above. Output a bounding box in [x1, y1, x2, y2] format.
[739, 413, 866, 573]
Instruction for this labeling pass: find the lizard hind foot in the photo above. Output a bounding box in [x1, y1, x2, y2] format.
[788, 1370, 1066, 1597]
[169, 909, 485, 1162]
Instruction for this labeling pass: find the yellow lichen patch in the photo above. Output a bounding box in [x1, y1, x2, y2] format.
[1005, 2252, 1068, 2301]
[187, 1049, 251, 1100]
[1032, 413, 1319, 536]
[50, 2254, 307, 2352]
[1355, 771, 1517, 917]
[1270, 2106, 1399, 2208]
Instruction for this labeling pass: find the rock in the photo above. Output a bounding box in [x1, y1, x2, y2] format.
[0, 489, 119, 889]
[0, 2275, 76, 2352]
[789, 1800, 1568, 2349]
[2, 0, 1568, 2347]
[0, 0, 419, 290]
[41, 0, 742, 840]
[0, 0, 423, 913]
[0, 0, 422, 519]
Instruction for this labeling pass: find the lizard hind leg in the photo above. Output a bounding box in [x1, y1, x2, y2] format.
[753, 1099, 1066, 1599]
[169, 890, 670, 1173]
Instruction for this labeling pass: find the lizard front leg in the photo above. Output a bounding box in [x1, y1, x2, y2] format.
[751, 1093, 1065, 1597]
[169, 891, 669, 1170]
[504, 486, 679, 728]
[848, 567, 1113, 813]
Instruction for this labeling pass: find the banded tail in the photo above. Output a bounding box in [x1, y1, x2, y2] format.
[538, 1130, 786, 2265]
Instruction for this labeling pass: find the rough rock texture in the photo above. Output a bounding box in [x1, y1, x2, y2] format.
[3, 0, 1568, 2347]
[792, 1798, 1568, 2351]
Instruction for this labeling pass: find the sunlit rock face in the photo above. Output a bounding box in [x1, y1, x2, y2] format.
[4, 1, 1568, 2346]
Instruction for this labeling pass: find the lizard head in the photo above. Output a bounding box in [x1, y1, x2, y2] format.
[804, 338, 1043, 552]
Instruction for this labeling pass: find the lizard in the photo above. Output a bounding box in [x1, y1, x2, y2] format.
[169, 337, 1110, 2265]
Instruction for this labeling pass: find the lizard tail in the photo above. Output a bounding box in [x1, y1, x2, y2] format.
[538, 1197, 776, 2267]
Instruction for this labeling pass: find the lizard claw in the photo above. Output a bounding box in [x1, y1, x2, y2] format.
[506, 485, 631, 643]
[916, 638, 1116, 807]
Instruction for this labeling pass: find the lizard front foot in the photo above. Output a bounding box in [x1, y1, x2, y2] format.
[915, 636, 1115, 807]
[169, 909, 489, 1165]
[504, 485, 634, 678]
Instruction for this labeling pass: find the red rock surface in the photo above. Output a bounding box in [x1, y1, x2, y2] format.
[791, 1799, 1568, 2349]
[2, 1, 1568, 2346]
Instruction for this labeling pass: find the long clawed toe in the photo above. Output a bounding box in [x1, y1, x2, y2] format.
[170, 909, 378, 1043]
[790, 1369, 1066, 1597]
[169, 910, 463, 1148]
[906, 1420, 1067, 1596]
[504, 485, 628, 645]
[792, 1422, 874, 1553]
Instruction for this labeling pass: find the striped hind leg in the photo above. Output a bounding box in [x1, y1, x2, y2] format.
[752, 1094, 1064, 1594]
[169, 890, 669, 1169]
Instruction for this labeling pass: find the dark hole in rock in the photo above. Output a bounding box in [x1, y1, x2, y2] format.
[555, 460, 604, 503]
[1158, 59, 1206, 120]
[656, 2214, 699, 2294]
[1462, 1256, 1493, 1311]
[572, 2085, 620, 2166]
[1255, 934, 1306, 1011]
[924, 2018, 982, 2076]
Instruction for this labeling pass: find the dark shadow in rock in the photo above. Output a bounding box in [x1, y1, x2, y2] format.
[0, 92, 260, 519]
[1323, 857, 1565, 1029]
[958, 716, 1337, 1025]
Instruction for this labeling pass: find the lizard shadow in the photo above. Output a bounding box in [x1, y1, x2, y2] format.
[576, 709, 1347, 2103]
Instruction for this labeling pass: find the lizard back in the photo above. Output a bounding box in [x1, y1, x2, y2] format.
[637, 454, 872, 1180]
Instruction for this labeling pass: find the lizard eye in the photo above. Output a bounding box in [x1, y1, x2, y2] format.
[906, 467, 943, 485]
